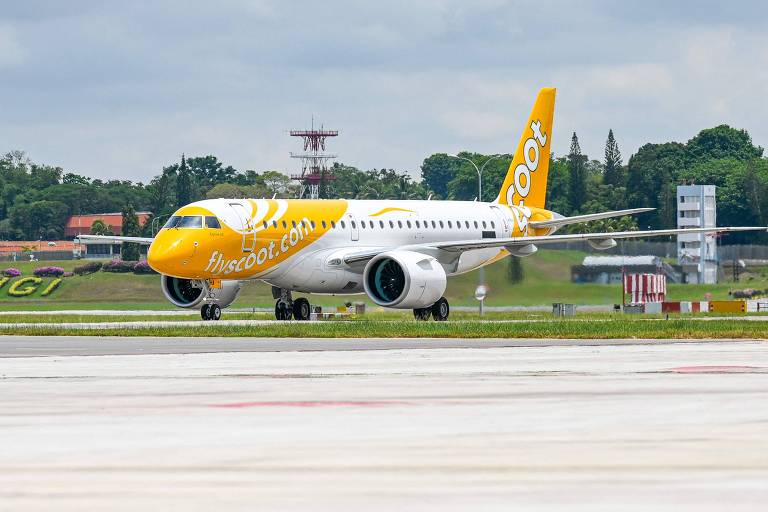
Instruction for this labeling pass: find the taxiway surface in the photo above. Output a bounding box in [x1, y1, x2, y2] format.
[2, 337, 767, 511]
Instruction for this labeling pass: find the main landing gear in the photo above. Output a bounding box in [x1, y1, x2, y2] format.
[201, 303, 222, 321]
[272, 287, 312, 321]
[413, 297, 450, 321]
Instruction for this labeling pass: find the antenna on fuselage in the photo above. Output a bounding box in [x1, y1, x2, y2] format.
[427, 193, 433, 200]
[272, 193, 277, 199]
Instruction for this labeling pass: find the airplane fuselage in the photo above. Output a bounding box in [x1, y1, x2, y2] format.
[147, 198, 555, 295]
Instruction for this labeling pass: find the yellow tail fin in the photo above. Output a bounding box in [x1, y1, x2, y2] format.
[496, 87, 556, 208]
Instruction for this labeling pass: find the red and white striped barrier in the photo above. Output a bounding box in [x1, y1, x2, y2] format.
[624, 273, 667, 304]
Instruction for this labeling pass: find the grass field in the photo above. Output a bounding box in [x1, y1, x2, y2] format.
[1, 250, 766, 310]
[1, 317, 766, 339]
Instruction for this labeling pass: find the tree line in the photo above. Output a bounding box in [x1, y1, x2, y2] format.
[0, 124, 765, 243]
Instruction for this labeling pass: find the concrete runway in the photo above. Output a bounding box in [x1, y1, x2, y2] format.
[2, 336, 768, 511]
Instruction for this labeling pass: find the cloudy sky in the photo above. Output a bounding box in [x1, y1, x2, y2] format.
[1, 1, 767, 182]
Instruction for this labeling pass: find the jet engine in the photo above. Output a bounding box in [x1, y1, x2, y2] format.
[363, 251, 446, 309]
[161, 275, 241, 309]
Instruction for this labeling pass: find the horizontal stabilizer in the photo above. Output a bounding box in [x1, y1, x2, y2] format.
[75, 234, 154, 245]
[530, 208, 655, 229]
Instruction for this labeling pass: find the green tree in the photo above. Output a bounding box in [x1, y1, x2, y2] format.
[687, 125, 763, 164]
[175, 154, 193, 207]
[420, 153, 458, 199]
[625, 142, 688, 229]
[567, 133, 588, 214]
[545, 156, 571, 214]
[121, 203, 141, 261]
[603, 129, 624, 186]
[90, 219, 114, 235]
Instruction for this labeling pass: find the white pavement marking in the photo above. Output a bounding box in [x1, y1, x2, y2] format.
[1, 340, 767, 511]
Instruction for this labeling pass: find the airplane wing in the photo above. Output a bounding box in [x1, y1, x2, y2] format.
[75, 234, 155, 245]
[529, 207, 655, 229]
[343, 226, 766, 264]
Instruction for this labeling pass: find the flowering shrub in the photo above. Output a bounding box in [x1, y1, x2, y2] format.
[74, 262, 103, 275]
[2, 268, 21, 277]
[41, 278, 63, 296]
[103, 260, 136, 273]
[33, 266, 65, 277]
[63, 271, 74, 277]
[133, 260, 157, 274]
[8, 277, 42, 296]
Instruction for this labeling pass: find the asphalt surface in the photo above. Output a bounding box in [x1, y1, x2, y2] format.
[2, 336, 767, 511]
[0, 335, 742, 357]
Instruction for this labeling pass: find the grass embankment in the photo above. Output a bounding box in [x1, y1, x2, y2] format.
[2, 251, 767, 310]
[0, 318, 766, 339]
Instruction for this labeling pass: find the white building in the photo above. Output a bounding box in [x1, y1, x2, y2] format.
[677, 184, 717, 284]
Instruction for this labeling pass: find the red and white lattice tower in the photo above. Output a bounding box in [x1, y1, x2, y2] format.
[290, 119, 338, 199]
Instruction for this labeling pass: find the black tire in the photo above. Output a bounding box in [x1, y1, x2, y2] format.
[413, 307, 431, 321]
[293, 298, 311, 321]
[275, 300, 292, 320]
[431, 297, 450, 321]
[201, 303, 211, 321]
[210, 303, 222, 321]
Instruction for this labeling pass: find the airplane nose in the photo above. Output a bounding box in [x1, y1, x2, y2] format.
[147, 235, 181, 274]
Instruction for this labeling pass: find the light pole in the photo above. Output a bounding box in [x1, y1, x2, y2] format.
[448, 153, 502, 314]
[448, 153, 501, 202]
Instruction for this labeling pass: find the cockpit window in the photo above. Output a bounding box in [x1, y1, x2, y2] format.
[163, 216, 181, 229]
[177, 216, 203, 228]
[205, 216, 221, 229]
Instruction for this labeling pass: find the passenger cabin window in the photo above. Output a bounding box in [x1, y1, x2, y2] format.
[406, 221, 412, 228]
[341, 221, 346, 228]
[398, 221, 403, 228]
[331, 221, 336, 228]
[322, 220, 327, 228]
[379, 221, 384, 228]
[262, 221, 268, 229]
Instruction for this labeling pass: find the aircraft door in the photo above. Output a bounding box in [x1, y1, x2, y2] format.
[229, 202, 256, 252]
[346, 213, 360, 241]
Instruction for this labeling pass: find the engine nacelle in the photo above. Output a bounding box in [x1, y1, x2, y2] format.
[161, 275, 241, 309]
[363, 251, 446, 309]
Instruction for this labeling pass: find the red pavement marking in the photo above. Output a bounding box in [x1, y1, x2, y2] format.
[667, 365, 767, 374]
[210, 400, 411, 408]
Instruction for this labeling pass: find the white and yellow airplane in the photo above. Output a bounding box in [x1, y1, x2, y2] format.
[78, 88, 765, 321]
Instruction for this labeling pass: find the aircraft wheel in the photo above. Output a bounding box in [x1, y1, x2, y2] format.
[201, 303, 211, 321]
[210, 303, 222, 321]
[413, 307, 431, 321]
[431, 297, 450, 321]
[292, 298, 311, 321]
[275, 300, 293, 320]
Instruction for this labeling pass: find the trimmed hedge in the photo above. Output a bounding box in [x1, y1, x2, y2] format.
[33, 266, 65, 277]
[74, 261, 103, 275]
[103, 260, 136, 273]
[133, 261, 157, 274]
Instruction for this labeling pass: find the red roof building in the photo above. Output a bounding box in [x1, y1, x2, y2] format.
[64, 212, 152, 237]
